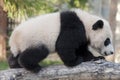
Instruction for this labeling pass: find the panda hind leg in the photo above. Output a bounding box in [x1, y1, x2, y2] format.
[18, 46, 49, 73]
[8, 53, 22, 68]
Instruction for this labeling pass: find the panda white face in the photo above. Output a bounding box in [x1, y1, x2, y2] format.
[90, 20, 114, 56]
[90, 37, 114, 56]
[100, 38, 114, 56]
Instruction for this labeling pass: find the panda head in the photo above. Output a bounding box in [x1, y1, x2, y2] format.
[89, 19, 114, 56]
[73, 9, 114, 56]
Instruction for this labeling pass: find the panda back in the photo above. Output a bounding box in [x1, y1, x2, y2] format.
[9, 12, 61, 56]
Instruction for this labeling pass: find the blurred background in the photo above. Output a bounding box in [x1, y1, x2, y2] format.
[0, 0, 119, 70]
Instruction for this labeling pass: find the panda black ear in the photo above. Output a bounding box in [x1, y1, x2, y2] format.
[92, 20, 104, 30]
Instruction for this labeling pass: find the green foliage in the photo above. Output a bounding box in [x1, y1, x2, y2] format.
[40, 59, 63, 67]
[0, 61, 9, 70]
[68, 0, 88, 9]
[4, 0, 88, 19]
[4, 0, 54, 19]
[0, 60, 62, 70]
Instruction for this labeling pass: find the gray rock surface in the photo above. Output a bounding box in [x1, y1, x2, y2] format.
[0, 60, 120, 80]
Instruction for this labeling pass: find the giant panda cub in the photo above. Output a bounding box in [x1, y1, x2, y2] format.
[8, 9, 114, 73]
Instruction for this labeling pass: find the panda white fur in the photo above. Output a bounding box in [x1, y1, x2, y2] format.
[8, 9, 114, 73]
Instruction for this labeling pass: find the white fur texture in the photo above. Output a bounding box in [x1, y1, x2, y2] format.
[9, 12, 60, 57]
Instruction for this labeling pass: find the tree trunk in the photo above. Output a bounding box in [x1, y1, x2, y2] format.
[107, 0, 118, 62]
[109, 0, 117, 46]
[0, 0, 7, 61]
[1, 60, 120, 80]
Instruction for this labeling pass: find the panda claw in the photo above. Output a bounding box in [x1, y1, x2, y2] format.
[92, 56, 105, 61]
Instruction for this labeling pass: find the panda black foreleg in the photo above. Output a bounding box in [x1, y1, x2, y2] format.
[8, 53, 22, 68]
[56, 32, 83, 67]
[18, 46, 49, 73]
[57, 48, 83, 67]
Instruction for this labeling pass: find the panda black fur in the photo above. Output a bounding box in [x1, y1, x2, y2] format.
[8, 9, 114, 73]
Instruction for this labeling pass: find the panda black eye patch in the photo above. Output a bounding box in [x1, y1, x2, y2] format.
[104, 38, 111, 46]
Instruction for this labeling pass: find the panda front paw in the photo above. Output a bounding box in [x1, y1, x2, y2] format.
[64, 57, 83, 67]
[31, 66, 41, 73]
[92, 56, 105, 61]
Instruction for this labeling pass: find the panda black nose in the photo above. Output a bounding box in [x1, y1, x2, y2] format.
[110, 52, 113, 54]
